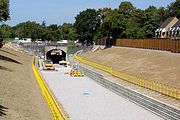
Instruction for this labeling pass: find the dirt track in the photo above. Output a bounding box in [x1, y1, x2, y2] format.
[0, 47, 51, 120]
[81, 47, 180, 87]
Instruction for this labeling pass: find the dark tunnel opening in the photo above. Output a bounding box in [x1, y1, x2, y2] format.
[46, 49, 66, 64]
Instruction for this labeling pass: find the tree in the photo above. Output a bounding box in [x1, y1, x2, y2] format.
[123, 19, 145, 38]
[100, 9, 128, 39]
[74, 8, 101, 45]
[119, 1, 134, 15]
[142, 6, 160, 38]
[13, 21, 43, 40]
[0, 0, 10, 22]
[46, 24, 59, 40]
[98, 7, 111, 21]
[168, 0, 180, 18]
[131, 8, 144, 26]
[41, 20, 46, 28]
[58, 23, 77, 40]
[0, 24, 12, 38]
[157, 7, 170, 24]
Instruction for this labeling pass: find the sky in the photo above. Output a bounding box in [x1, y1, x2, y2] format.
[6, 0, 175, 26]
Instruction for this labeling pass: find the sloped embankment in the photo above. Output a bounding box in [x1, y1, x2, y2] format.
[0, 47, 51, 120]
[80, 47, 180, 87]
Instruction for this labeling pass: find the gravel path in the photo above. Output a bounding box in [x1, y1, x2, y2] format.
[41, 66, 163, 120]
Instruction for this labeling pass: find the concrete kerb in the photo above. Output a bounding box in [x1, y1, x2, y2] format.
[78, 65, 180, 120]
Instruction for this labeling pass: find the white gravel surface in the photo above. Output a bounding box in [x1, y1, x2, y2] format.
[41, 66, 163, 120]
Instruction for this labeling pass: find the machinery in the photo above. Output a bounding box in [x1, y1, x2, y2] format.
[70, 69, 84, 77]
[43, 60, 55, 70]
[59, 60, 70, 67]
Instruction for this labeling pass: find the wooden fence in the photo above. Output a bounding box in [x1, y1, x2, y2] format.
[95, 38, 180, 53]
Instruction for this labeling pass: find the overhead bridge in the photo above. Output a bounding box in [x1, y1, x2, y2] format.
[45, 46, 67, 64]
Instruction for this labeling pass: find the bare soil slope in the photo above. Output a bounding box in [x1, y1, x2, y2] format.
[81, 47, 180, 87]
[0, 47, 51, 120]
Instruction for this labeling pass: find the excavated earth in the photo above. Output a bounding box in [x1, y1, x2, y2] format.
[0, 46, 51, 120]
[80, 47, 180, 87]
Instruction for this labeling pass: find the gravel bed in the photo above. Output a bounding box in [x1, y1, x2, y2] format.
[41, 67, 163, 120]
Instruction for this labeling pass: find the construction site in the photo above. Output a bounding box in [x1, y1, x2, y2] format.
[0, 39, 180, 120]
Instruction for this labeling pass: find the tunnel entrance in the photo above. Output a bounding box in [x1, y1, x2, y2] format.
[46, 49, 66, 64]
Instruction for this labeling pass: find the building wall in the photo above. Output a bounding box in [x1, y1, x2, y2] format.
[160, 17, 178, 38]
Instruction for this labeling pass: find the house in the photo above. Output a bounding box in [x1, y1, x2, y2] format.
[155, 17, 178, 38]
[169, 19, 180, 39]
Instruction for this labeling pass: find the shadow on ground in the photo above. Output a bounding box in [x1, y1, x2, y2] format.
[0, 55, 22, 64]
[0, 49, 19, 57]
[0, 65, 12, 72]
[0, 105, 8, 116]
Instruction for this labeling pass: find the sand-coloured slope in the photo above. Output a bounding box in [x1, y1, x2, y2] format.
[80, 47, 180, 87]
[0, 47, 51, 120]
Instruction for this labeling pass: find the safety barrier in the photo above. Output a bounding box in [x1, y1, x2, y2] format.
[32, 59, 67, 120]
[75, 55, 180, 100]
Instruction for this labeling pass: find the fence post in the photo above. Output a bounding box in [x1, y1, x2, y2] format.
[170, 86, 173, 97]
[110, 67, 113, 74]
[155, 82, 158, 92]
[147, 81, 150, 89]
[153, 81, 156, 91]
[166, 85, 169, 96]
[174, 88, 177, 99]
[143, 79, 145, 88]
[161, 84, 164, 94]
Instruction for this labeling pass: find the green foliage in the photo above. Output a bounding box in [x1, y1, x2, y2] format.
[2, 0, 179, 42]
[119, 1, 134, 15]
[123, 19, 145, 38]
[13, 21, 43, 40]
[46, 24, 59, 40]
[74, 8, 101, 45]
[168, 0, 180, 18]
[0, 24, 12, 38]
[157, 7, 170, 24]
[0, 0, 10, 22]
[142, 6, 160, 38]
[101, 10, 127, 39]
[58, 23, 77, 41]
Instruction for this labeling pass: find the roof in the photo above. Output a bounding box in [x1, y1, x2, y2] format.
[159, 17, 176, 29]
[172, 19, 180, 28]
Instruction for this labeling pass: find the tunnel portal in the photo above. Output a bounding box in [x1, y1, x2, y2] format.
[46, 49, 66, 64]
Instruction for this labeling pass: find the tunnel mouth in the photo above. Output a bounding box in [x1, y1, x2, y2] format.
[46, 49, 66, 64]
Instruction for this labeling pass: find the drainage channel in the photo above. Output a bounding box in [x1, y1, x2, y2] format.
[79, 65, 180, 120]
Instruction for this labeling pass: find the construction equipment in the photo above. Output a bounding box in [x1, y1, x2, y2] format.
[70, 69, 84, 77]
[43, 60, 55, 70]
